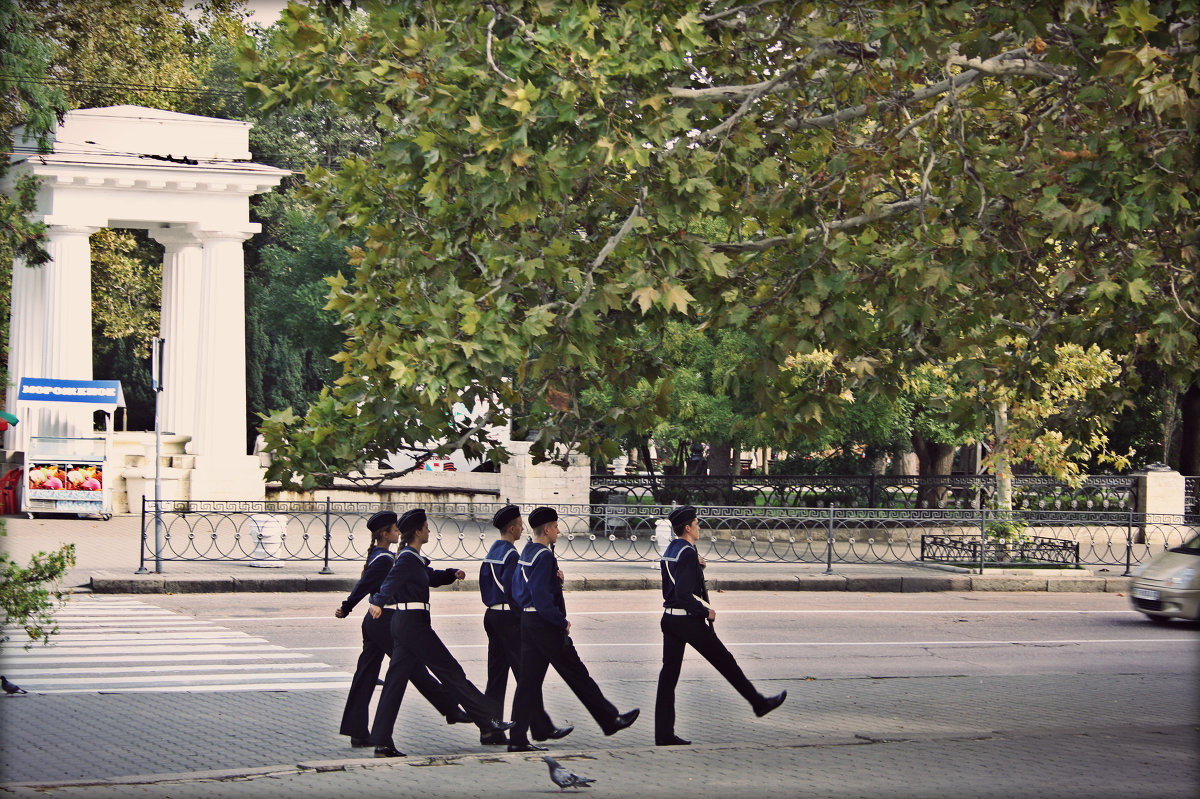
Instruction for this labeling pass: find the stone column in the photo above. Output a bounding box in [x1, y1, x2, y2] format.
[4, 255, 44, 453]
[1138, 465, 1185, 517]
[149, 228, 203, 437]
[188, 229, 265, 500]
[38, 225, 98, 438]
[499, 440, 591, 533]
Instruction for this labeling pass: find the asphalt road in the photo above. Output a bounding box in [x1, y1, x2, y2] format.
[147, 588, 1196, 680]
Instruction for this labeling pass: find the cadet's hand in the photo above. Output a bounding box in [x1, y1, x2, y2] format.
[708, 608, 716, 621]
[565, 621, 572, 635]
[334, 607, 346, 619]
[698, 555, 707, 569]
[368, 604, 382, 620]
[557, 568, 564, 583]
[453, 569, 466, 580]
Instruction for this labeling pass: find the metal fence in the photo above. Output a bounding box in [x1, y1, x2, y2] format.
[1187, 475, 1200, 520]
[589, 473, 1138, 511]
[140, 499, 1196, 574]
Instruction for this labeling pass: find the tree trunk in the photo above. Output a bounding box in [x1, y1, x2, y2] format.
[707, 440, 735, 476]
[993, 402, 1012, 511]
[1179, 382, 1200, 475]
[912, 432, 956, 508]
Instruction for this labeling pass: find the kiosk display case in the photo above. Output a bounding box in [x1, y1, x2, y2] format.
[25, 436, 110, 518]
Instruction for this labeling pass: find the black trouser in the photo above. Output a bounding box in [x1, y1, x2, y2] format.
[339, 609, 465, 738]
[655, 613, 763, 742]
[483, 608, 554, 737]
[369, 610, 500, 748]
[509, 611, 619, 745]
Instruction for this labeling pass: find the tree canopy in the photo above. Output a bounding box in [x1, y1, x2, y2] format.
[244, 1, 1196, 488]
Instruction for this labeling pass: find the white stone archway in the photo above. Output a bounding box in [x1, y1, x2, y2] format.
[4, 106, 289, 504]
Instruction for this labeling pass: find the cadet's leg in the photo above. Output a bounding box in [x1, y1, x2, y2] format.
[369, 613, 418, 748]
[412, 621, 499, 725]
[688, 620, 763, 708]
[409, 663, 469, 718]
[482, 609, 511, 713]
[654, 616, 687, 743]
[540, 624, 619, 731]
[509, 620, 552, 746]
[339, 612, 388, 738]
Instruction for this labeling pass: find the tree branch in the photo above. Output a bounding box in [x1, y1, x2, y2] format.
[486, 11, 516, 83]
[562, 184, 648, 318]
[707, 196, 932, 253]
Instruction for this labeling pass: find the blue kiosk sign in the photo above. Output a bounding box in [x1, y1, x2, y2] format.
[18, 377, 125, 518]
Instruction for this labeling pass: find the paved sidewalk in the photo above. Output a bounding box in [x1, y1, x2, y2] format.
[1, 513, 1134, 594]
[1, 673, 1196, 797]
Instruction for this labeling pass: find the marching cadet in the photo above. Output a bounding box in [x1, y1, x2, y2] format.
[506, 506, 639, 752]
[654, 505, 787, 746]
[335, 510, 472, 747]
[479, 504, 573, 746]
[366, 508, 513, 757]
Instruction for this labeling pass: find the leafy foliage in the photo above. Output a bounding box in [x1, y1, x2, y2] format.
[0, 537, 76, 652]
[245, 2, 1196, 486]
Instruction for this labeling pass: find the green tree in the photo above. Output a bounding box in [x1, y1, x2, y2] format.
[0, 0, 70, 394]
[242, 1, 1196, 488]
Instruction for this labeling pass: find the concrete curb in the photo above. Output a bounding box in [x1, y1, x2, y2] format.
[86, 572, 1133, 594]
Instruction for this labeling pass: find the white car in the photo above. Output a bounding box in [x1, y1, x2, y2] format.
[1129, 530, 1200, 623]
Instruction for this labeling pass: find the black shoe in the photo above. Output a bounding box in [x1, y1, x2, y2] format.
[445, 707, 472, 725]
[656, 735, 691, 746]
[605, 708, 639, 735]
[533, 725, 574, 742]
[755, 690, 787, 717]
[482, 719, 515, 735]
[374, 745, 406, 758]
[349, 737, 372, 748]
[480, 730, 509, 745]
[507, 742, 547, 752]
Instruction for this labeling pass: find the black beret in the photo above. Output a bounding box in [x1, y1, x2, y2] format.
[668, 505, 697, 529]
[367, 510, 398, 534]
[398, 508, 427, 535]
[492, 504, 521, 530]
[528, 506, 558, 528]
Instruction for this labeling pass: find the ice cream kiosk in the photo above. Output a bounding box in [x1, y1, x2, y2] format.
[18, 377, 124, 519]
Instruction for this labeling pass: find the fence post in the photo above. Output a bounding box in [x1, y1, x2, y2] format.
[1123, 510, 1134, 576]
[868, 474, 877, 508]
[136, 495, 148, 574]
[824, 507, 834, 575]
[978, 508, 987, 575]
[320, 497, 333, 574]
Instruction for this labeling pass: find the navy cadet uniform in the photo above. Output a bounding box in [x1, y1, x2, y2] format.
[368, 508, 511, 756]
[507, 506, 638, 751]
[479, 505, 567, 745]
[336, 511, 468, 746]
[655, 505, 786, 746]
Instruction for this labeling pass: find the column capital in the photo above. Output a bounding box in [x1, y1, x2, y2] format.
[194, 227, 258, 244]
[148, 227, 201, 249]
[45, 224, 100, 238]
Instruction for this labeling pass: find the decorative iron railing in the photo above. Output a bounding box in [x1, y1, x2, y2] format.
[140, 499, 1194, 574]
[1186, 475, 1200, 521]
[588, 473, 1138, 511]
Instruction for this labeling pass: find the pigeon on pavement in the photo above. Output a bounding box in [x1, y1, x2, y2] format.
[542, 755, 596, 791]
[2, 676, 28, 695]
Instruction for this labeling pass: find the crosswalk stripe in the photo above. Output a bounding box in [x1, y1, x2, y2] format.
[1, 595, 351, 693]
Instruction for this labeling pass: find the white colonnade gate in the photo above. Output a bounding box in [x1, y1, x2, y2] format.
[3, 105, 290, 502]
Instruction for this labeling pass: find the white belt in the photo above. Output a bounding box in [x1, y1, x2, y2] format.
[386, 602, 430, 611]
[486, 604, 509, 611]
[523, 606, 538, 612]
[663, 608, 691, 616]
